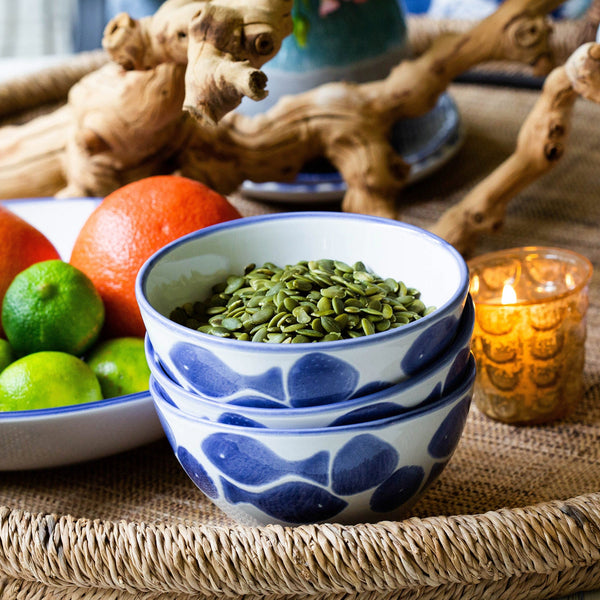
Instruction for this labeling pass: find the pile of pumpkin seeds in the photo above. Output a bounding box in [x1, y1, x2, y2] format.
[169, 259, 436, 343]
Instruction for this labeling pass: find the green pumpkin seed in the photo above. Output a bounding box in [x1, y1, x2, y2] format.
[221, 317, 242, 331]
[224, 276, 245, 294]
[291, 334, 310, 343]
[321, 285, 345, 299]
[251, 326, 268, 342]
[321, 315, 341, 334]
[408, 299, 426, 314]
[297, 328, 324, 338]
[361, 318, 375, 336]
[332, 296, 345, 315]
[251, 306, 274, 324]
[170, 259, 432, 343]
[283, 297, 298, 311]
[292, 306, 311, 324]
[267, 333, 287, 343]
[322, 332, 342, 342]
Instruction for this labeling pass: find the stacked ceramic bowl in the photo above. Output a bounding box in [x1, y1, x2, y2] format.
[136, 212, 476, 526]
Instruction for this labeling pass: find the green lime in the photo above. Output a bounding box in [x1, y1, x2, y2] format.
[0, 351, 103, 411]
[1, 259, 104, 357]
[86, 337, 150, 398]
[0, 338, 14, 373]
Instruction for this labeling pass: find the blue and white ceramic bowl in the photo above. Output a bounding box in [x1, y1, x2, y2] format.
[146, 294, 474, 428]
[136, 212, 469, 409]
[150, 354, 475, 526]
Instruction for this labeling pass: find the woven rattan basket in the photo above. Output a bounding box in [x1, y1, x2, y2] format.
[3, 19, 600, 599]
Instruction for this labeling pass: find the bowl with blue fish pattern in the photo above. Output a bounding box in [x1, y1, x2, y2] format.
[136, 212, 469, 408]
[150, 353, 476, 526]
[146, 294, 474, 428]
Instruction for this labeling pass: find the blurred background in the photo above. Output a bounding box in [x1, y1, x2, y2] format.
[0, 0, 592, 58]
[0, 0, 160, 57]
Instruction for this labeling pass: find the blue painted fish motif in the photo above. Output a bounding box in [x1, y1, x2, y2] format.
[401, 314, 457, 375]
[350, 381, 392, 399]
[329, 402, 408, 427]
[369, 465, 424, 513]
[217, 413, 267, 428]
[287, 352, 359, 407]
[221, 478, 347, 524]
[443, 348, 470, 395]
[428, 394, 472, 459]
[177, 446, 219, 499]
[202, 433, 330, 486]
[331, 434, 398, 495]
[170, 342, 285, 400]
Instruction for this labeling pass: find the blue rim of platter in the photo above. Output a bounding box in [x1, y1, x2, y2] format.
[0, 390, 151, 421]
[241, 92, 463, 202]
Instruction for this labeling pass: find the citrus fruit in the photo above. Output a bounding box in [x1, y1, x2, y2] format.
[0, 203, 60, 337]
[69, 175, 242, 338]
[2, 260, 105, 357]
[86, 337, 151, 398]
[0, 339, 14, 373]
[0, 351, 103, 411]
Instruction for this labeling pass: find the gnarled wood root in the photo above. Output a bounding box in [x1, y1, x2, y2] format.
[431, 42, 600, 254]
[0, 0, 575, 246]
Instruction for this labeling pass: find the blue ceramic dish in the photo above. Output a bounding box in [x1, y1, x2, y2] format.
[150, 354, 476, 526]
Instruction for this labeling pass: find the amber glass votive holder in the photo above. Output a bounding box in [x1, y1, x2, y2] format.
[468, 247, 593, 425]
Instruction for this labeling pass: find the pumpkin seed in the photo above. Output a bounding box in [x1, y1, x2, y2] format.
[221, 317, 242, 331]
[169, 259, 434, 342]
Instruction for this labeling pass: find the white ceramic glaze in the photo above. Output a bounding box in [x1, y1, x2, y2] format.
[0, 389, 163, 470]
[136, 212, 470, 409]
[151, 354, 476, 526]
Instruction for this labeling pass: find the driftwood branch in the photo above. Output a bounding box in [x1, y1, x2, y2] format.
[103, 0, 293, 123]
[0, 0, 584, 251]
[431, 41, 600, 254]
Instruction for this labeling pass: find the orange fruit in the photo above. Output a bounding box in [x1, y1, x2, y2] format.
[0, 204, 60, 336]
[70, 175, 242, 338]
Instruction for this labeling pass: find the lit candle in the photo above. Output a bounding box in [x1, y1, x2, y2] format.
[468, 247, 593, 425]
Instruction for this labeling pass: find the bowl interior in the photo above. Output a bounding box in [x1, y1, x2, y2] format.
[140, 213, 467, 324]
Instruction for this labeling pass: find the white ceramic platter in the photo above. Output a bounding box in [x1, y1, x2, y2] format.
[0, 197, 164, 471]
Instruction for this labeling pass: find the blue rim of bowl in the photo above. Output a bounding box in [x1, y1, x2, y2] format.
[136, 211, 470, 352]
[151, 353, 475, 435]
[145, 294, 474, 416]
[0, 390, 151, 421]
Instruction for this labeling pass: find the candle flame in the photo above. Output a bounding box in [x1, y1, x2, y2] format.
[565, 273, 575, 289]
[501, 284, 517, 304]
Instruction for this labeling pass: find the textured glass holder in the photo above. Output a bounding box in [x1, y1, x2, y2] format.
[468, 247, 593, 425]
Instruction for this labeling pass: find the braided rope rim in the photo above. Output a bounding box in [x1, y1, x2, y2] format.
[1, 493, 600, 597]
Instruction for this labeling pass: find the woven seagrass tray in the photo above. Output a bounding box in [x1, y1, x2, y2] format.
[2, 24, 600, 598]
